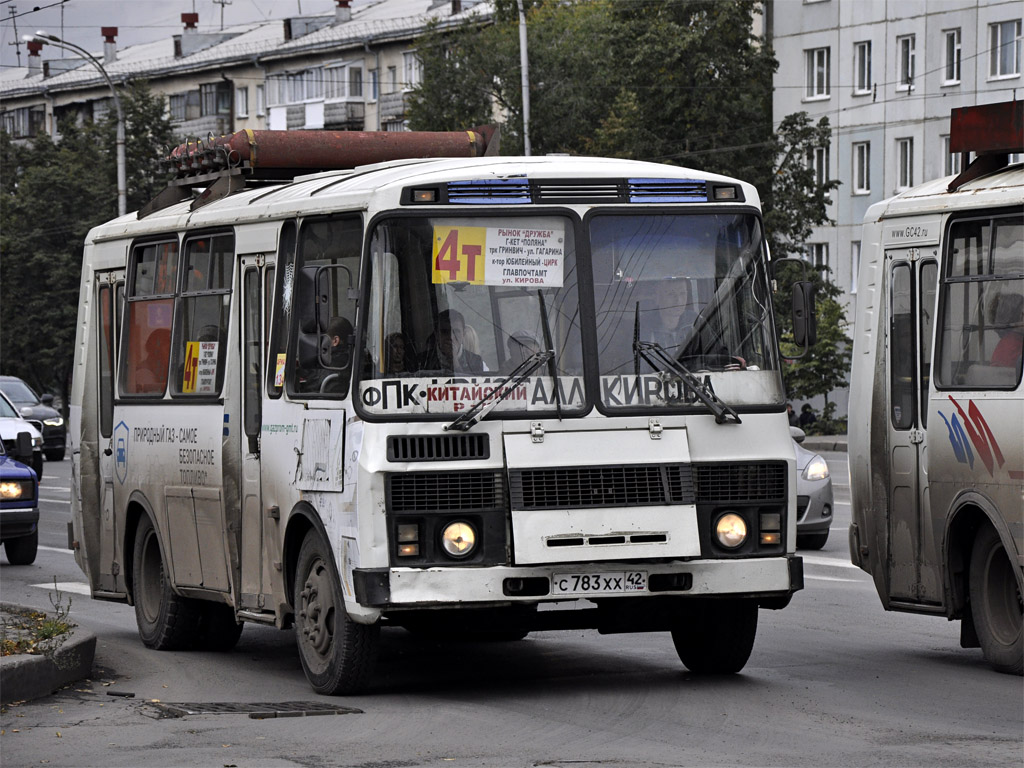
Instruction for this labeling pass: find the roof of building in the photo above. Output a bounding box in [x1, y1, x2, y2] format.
[0, 0, 492, 100]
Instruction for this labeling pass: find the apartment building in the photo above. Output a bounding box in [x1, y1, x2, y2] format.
[0, 0, 491, 142]
[772, 0, 1021, 317]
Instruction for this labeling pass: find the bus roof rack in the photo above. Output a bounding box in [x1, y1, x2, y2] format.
[138, 125, 500, 219]
[947, 100, 1023, 193]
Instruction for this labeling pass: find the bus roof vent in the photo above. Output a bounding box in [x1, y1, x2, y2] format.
[947, 100, 1023, 192]
[446, 179, 532, 204]
[628, 178, 708, 203]
[532, 180, 623, 203]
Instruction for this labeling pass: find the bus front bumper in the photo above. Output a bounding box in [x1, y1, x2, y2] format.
[353, 555, 803, 610]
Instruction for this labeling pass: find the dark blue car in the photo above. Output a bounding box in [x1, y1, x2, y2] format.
[0, 432, 39, 565]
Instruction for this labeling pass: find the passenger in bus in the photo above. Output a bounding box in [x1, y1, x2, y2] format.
[420, 309, 485, 374]
[136, 328, 171, 393]
[384, 332, 417, 375]
[502, 332, 541, 373]
[647, 278, 698, 351]
[990, 291, 1024, 369]
[320, 317, 355, 393]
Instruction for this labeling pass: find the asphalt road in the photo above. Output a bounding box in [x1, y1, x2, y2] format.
[1, 453, 1021, 768]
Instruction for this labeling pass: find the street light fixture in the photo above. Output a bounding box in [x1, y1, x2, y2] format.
[23, 31, 127, 217]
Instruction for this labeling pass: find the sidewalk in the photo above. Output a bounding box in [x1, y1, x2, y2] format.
[0, 603, 96, 704]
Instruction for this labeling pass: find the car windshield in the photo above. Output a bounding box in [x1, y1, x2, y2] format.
[358, 214, 584, 418]
[0, 379, 38, 405]
[590, 212, 784, 410]
[0, 394, 20, 418]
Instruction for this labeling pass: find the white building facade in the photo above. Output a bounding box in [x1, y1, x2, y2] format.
[771, 0, 1022, 408]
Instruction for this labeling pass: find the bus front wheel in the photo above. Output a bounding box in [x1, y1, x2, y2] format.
[293, 530, 379, 695]
[671, 598, 758, 674]
[132, 515, 203, 650]
[969, 526, 1023, 675]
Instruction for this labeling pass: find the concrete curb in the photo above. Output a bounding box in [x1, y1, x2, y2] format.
[801, 436, 848, 452]
[0, 604, 96, 705]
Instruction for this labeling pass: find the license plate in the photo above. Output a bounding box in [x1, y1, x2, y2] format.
[551, 571, 647, 595]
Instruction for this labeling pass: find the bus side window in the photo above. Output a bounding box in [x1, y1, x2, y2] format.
[120, 240, 178, 396]
[918, 260, 937, 428]
[268, 222, 297, 398]
[890, 262, 915, 429]
[98, 284, 115, 437]
[171, 232, 234, 396]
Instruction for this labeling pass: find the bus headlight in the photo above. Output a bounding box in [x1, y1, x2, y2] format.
[714, 512, 747, 549]
[803, 455, 830, 481]
[440, 521, 477, 558]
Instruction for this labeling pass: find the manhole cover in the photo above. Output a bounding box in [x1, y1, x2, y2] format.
[151, 701, 363, 719]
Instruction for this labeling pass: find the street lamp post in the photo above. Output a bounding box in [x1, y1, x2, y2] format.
[25, 31, 127, 217]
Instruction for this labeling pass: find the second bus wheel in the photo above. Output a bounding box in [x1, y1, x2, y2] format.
[670, 598, 758, 674]
[969, 525, 1023, 676]
[132, 515, 203, 650]
[293, 529, 379, 695]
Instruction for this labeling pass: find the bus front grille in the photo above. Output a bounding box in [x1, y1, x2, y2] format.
[692, 462, 787, 503]
[386, 471, 505, 513]
[387, 434, 490, 462]
[509, 464, 695, 510]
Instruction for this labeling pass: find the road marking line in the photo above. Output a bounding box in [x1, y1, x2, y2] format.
[801, 554, 859, 569]
[39, 545, 73, 554]
[806, 575, 864, 583]
[30, 581, 91, 596]
[39, 498, 71, 505]
[39, 486, 71, 491]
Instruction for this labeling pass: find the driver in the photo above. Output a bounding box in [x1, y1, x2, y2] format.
[647, 278, 697, 351]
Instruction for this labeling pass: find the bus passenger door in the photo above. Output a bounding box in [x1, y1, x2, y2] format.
[239, 260, 272, 610]
[886, 254, 940, 604]
[95, 269, 124, 593]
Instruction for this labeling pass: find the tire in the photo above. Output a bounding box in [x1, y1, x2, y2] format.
[969, 526, 1023, 675]
[45, 448, 65, 462]
[196, 601, 244, 652]
[4, 530, 38, 565]
[132, 515, 203, 650]
[671, 599, 758, 674]
[797, 531, 829, 550]
[293, 529, 379, 695]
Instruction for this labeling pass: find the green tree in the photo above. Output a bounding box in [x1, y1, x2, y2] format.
[0, 81, 174, 408]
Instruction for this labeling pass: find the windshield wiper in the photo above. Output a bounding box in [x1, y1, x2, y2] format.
[632, 342, 741, 425]
[444, 351, 554, 432]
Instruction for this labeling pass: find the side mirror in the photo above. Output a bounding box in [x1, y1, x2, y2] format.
[40, 394, 55, 406]
[790, 426, 806, 443]
[791, 281, 817, 348]
[15, 431, 33, 461]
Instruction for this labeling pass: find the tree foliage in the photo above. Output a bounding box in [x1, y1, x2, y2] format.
[0, 81, 174, 407]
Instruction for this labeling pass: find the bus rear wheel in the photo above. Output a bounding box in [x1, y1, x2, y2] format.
[671, 598, 758, 674]
[293, 530, 379, 695]
[132, 515, 203, 650]
[969, 526, 1023, 675]
[196, 602, 244, 652]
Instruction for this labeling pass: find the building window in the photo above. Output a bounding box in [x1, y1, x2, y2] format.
[403, 51, 422, 90]
[854, 41, 871, 94]
[349, 67, 363, 98]
[807, 243, 829, 280]
[805, 47, 830, 99]
[169, 94, 186, 122]
[369, 69, 379, 101]
[851, 241, 860, 294]
[943, 29, 961, 84]
[897, 138, 913, 191]
[0, 106, 45, 138]
[897, 35, 915, 90]
[387, 66, 398, 94]
[853, 142, 870, 194]
[808, 145, 829, 189]
[256, 84, 265, 116]
[236, 86, 249, 118]
[200, 82, 231, 116]
[989, 20, 1022, 79]
[942, 135, 962, 176]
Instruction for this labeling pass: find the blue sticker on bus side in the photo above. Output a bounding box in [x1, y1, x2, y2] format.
[223, 413, 229, 437]
[114, 420, 129, 484]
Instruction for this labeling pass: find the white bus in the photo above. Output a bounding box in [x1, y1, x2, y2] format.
[849, 101, 1023, 675]
[70, 129, 809, 694]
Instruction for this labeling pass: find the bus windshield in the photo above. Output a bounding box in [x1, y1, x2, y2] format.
[591, 212, 783, 410]
[359, 214, 585, 418]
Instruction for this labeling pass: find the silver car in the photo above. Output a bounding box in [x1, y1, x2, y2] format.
[791, 427, 833, 550]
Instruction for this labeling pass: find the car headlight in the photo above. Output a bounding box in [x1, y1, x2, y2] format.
[0, 480, 33, 500]
[44, 417, 64, 427]
[440, 521, 477, 558]
[802, 455, 830, 481]
[714, 512, 748, 549]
